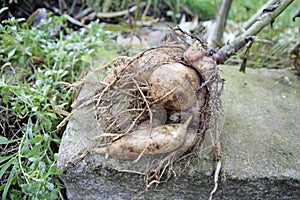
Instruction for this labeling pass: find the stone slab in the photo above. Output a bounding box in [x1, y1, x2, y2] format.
[58, 66, 300, 199]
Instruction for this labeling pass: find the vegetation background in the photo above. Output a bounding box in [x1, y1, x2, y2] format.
[0, 0, 299, 199]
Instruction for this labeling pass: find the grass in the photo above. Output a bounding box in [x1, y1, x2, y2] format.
[0, 9, 120, 199]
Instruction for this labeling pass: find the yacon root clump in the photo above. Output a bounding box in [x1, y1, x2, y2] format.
[69, 30, 224, 188]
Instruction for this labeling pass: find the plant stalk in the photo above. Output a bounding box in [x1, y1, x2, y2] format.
[213, 0, 295, 64]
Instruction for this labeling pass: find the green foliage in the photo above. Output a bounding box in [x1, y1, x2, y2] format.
[183, 0, 218, 20]
[84, 0, 129, 12]
[82, 0, 218, 23]
[0, 11, 118, 199]
[163, 0, 182, 22]
[153, 0, 218, 22]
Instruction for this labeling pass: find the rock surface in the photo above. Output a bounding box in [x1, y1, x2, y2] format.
[58, 66, 300, 199]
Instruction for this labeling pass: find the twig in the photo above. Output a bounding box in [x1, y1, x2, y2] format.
[141, 0, 152, 24]
[51, 7, 85, 27]
[74, 7, 93, 19]
[207, 0, 233, 47]
[87, 5, 137, 18]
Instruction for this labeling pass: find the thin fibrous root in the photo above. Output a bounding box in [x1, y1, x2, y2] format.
[209, 137, 222, 200]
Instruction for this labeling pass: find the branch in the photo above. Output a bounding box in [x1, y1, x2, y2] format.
[243, 0, 278, 30]
[213, 0, 295, 64]
[207, 0, 233, 48]
[95, 5, 137, 18]
[51, 6, 85, 27]
[81, 5, 138, 22]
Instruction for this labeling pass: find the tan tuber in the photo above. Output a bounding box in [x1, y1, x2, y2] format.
[80, 41, 216, 160]
[148, 63, 201, 111]
[93, 116, 193, 160]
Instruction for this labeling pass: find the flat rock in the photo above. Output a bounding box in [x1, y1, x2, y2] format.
[58, 66, 300, 199]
